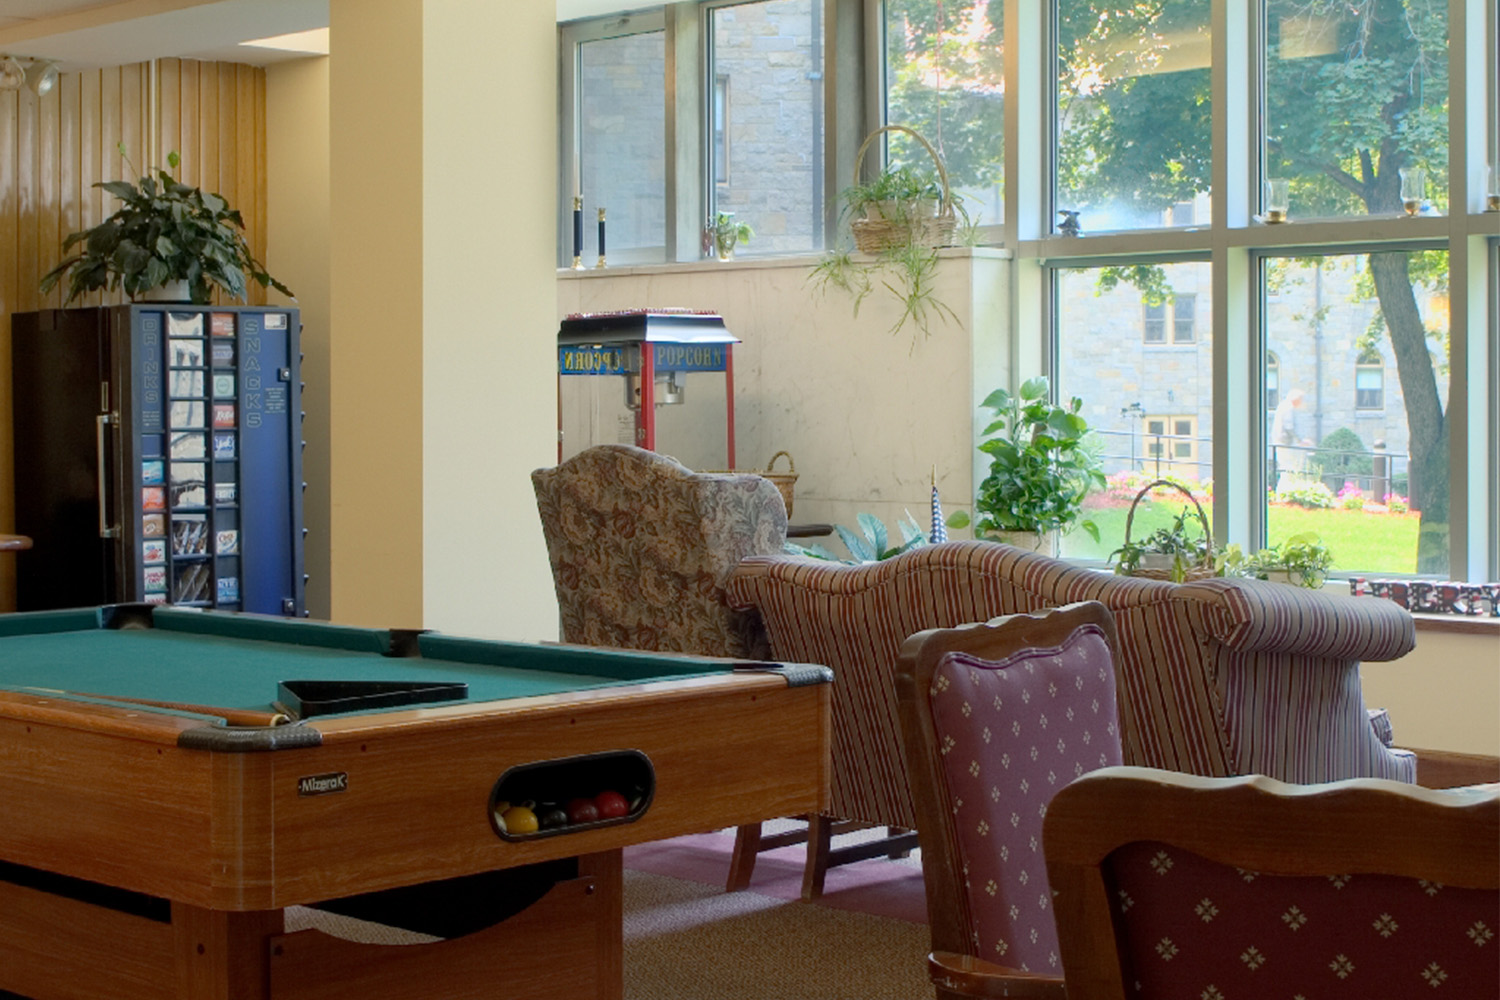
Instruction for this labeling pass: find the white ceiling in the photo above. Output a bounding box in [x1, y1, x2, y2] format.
[0, 0, 648, 70]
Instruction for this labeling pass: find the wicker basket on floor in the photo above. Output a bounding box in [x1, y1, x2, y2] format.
[705, 451, 797, 517]
[849, 125, 957, 255]
[1120, 479, 1217, 582]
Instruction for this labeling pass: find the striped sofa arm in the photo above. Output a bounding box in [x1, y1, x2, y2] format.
[1169, 578, 1417, 783]
[1173, 577, 1415, 662]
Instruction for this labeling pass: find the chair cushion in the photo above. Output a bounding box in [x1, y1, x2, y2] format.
[1105, 839, 1499, 998]
[926, 623, 1124, 975]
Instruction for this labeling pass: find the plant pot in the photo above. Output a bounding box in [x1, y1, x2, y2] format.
[1138, 553, 1177, 573]
[138, 280, 192, 303]
[982, 530, 1057, 556]
[714, 233, 737, 262]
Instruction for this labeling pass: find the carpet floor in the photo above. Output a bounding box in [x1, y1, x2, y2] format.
[622, 824, 935, 1000]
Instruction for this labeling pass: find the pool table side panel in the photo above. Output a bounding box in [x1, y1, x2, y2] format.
[253, 680, 829, 909]
[0, 716, 220, 904]
[0, 690, 211, 744]
[267, 868, 617, 1000]
[0, 861, 175, 1000]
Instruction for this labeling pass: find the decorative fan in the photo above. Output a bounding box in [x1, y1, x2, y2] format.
[0, 56, 25, 91]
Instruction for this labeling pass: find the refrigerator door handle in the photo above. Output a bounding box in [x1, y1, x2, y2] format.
[96, 412, 119, 539]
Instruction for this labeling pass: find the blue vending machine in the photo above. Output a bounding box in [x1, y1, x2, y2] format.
[11, 305, 306, 616]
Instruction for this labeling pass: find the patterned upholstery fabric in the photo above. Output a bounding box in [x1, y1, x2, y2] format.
[532, 445, 787, 658]
[1106, 839, 1498, 998]
[926, 625, 1124, 975]
[726, 540, 1415, 830]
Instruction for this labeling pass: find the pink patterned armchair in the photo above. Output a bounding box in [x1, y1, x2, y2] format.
[532, 444, 786, 658]
[1044, 767, 1499, 1000]
[726, 541, 1416, 895]
[895, 602, 1126, 1000]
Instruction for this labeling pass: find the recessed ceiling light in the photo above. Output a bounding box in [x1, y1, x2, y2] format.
[239, 27, 329, 56]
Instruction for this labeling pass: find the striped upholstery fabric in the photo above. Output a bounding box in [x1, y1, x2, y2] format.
[533, 445, 787, 659]
[726, 541, 1415, 831]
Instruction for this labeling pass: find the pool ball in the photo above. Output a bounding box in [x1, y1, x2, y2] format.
[538, 806, 569, 830]
[501, 804, 539, 835]
[565, 797, 600, 824]
[594, 789, 629, 819]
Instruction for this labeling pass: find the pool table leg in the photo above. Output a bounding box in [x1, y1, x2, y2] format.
[173, 903, 284, 1000]
[577, 850, 624, 1000]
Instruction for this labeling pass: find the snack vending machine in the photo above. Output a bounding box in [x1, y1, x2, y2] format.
[11, 305, 305, 615]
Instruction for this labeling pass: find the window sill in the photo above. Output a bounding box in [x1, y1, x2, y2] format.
[556, 245, 1012, 280]
[1411, 614, 1500, 637]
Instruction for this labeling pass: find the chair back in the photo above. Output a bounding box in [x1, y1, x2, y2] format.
[896, 602, 1125, 979]
[532, 445, 786, 657]
[1044, 767, 1500, 1000]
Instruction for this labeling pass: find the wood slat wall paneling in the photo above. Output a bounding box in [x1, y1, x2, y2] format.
[0, 59, 269, 611]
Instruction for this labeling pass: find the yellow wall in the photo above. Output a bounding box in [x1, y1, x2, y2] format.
[266, 56, 331, 619]
[1361, 625, 1500, 756]
[329, 0, 558, 638]
[0, 59, 268, 611]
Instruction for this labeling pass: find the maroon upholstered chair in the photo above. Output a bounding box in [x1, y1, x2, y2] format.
[894, 602, 1126, 1000]
[1044, 767, 1500, 1000]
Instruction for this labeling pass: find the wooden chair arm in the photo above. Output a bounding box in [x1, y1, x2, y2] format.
[928, 952, 1067, 999]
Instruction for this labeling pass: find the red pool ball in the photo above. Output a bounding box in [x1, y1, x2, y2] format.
[593, 789, 629, 819]
[565, 797, 600, 824]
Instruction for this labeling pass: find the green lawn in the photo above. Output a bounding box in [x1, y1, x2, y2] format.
[1065, 501, 1422, 575]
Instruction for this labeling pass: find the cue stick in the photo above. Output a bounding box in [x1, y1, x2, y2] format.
[55, 690, 290, 727]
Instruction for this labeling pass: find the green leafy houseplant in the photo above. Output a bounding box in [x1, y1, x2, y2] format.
[40, 145, 292, 305]
[974, 376, 1104, 541]
[1110, 506, 1215, 582]
[1219, 533, 1334, 589]
[785, 511, 933, 564]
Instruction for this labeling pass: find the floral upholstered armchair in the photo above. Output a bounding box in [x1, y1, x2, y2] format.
[532, 444, 787, 658]
[1044, 768, 1499, 1000]
[726, 540, 1416, 896]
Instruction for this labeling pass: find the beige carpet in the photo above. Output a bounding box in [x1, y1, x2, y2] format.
[623, 869, 935, 1000]
[285, 866, 936, 1000]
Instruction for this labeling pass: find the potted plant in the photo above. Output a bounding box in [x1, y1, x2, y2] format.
[40, 145, 292, 305]
[1219, 532, 1333, 588]
[972, 376, 1104, 552]
[840, 164, 942, 226]
[710, 211, 753, 261]
[1110, 505, 1216, 582]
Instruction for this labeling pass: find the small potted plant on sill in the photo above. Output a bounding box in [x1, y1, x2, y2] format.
[710, 212, 753, 262]
[972, 376, 1104, 554]
[1110, 502, 1217, 583]
[39, 144, 292, 305]
[1219, 532, 1333, 589]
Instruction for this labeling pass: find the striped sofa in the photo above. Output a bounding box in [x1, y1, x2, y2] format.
[726, 541, 1416, 859]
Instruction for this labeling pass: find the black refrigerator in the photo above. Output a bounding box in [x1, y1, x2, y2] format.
[11, 305, 305, 615]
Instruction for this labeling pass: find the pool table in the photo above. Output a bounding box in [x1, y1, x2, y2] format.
[0, 605, 831, 1000]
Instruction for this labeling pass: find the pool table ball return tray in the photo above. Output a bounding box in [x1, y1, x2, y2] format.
[0, 606, 832, 1000]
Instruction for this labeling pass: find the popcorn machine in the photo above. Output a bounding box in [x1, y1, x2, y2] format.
[556, 310, 739, 468]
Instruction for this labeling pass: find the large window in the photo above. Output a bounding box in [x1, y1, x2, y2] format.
[708, 0, 825, 255]
[884, 0, 1006, 229]
[1056, 260, 1214, 561]
[564, 15, 667, 264]
[1264, 0, 1449, 220]
[1055, 0, 1212, 233]
[554, 1, 1498, 579]
[1264, 251, 1449, 576]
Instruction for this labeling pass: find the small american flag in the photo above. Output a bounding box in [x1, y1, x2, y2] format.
[929, 471, 948, 544]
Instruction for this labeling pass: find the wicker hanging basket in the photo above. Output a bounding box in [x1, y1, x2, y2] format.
[1119, 479, 1217, 582]
[704, 451, 798, 516]
[849, 125, 957, 255]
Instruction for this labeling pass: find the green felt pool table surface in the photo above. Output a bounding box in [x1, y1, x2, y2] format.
[0, 605, 743, 721]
